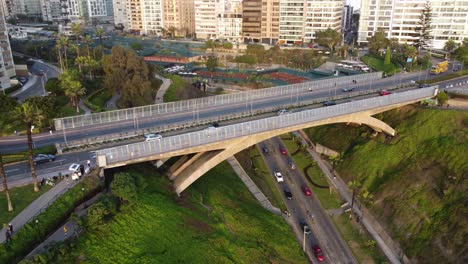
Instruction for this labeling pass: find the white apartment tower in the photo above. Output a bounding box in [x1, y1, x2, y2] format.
[358, 0, 468, 50]
[141, 0, 163, 35]
[279, 0, 343, 44]
[195, 0, 243, 41]
[0, 7, 15, 90]
[112, 0, 127, 28]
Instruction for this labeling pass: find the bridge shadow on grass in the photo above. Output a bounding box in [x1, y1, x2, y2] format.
[303, 164, 328, 189]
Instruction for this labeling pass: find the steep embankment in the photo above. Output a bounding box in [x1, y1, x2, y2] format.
[305, 106, 468, 263]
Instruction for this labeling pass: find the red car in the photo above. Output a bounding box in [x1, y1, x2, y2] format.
[279, 146, 287, 155]
[379, 90, 391, 96]
[313, 245, 325, 262]
[302, 186, 312, 196]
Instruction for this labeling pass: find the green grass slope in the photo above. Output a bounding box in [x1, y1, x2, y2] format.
[305, 106, 468, 263]
[46, 162, 307, 264]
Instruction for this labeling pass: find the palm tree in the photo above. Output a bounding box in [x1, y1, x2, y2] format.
[0, 154, 13, 212]
[75, 56, 87, 73]
[60, 70, 86, 113]
[57, 36, 71, 70]
[84, 35, 92, 57]
[95, 27, 105, 45]
[12, 103, 45, 192]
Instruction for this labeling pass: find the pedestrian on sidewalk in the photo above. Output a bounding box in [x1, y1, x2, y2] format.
[5, 229, 12, 243]
[63, 225, 68, 236]
[8, 223, 13, 234]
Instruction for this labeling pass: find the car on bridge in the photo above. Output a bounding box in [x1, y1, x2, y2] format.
[144, 133, 162, 141]
[313, 245, 325, 262]
[33, 154, 55, 165]
[418, 83, 429, 88]
[323, 101, 336, 106]
[342, 87, 354, 92]
[379, 90, 391, 96]
[277, 109, 289, 115]
[274, 170, 284, 182]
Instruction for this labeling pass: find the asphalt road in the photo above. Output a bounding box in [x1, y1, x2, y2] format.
[2, 69, 465, 154]
[259, 137, 356, 264]
[13, 59, 60, 102]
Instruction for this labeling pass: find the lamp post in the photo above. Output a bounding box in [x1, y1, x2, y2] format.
[303, 227, 306, 252]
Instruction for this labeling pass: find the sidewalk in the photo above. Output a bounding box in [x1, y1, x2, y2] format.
[296, 130, 409, 264]
[78, 99, 92, 115]
[226, 156, 281, 215]
[0, 177, 79, 244]
[154, 74, 172, 103]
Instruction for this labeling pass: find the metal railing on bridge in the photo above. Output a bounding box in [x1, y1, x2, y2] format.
[96, 87, 437, 167]
[53, 72, 382, 130]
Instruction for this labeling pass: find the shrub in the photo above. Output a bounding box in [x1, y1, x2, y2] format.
[111, 172, 137, 204]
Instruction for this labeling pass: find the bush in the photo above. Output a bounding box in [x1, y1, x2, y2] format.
[111, 172, 137, 204]
[0, 176, 102, 263]
[45, 78, 61, 95]
[5, 83, 22, 94]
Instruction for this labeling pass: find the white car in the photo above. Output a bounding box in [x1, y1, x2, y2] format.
[69, 163, 82, 180]
[274, 170, 284, 183]
[144, 133, 162, 141]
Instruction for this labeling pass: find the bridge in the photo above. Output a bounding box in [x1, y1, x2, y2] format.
[95, 87, 438, 195]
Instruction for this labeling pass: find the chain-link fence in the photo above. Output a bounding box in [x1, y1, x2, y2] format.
[96, 87, 436, 167]
[54, 72, 382, 130]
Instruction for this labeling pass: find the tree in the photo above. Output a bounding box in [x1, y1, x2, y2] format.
[436, 91, 449, 106]
[24, 96, 58, 126]
[245, 44, 266, 63]
[223, 42, 233, 49]
[348, 180, 361, 212]
[55, 36, 70, 71]
[70, 23, 84, 57]
[414, 1, 433, 50]
[59, 70, 86, 113]
[95, 28, 105, 45]
[444, 39, 457, 52]
[0, 154, 13, 212]
[206, 56, 218, 72]
[130, 42, 143, 51]
[168, 26, 176, 38]
[315, 28, 342, 53]
[384, 47, 391, 65]
[234, 55, 256, 66]
[12, 103, 45, 192]
[83, 35, 93, 57]
[368, 30, 389, 54]
[44, 78, 61, 95]
[205, 40, 216, 52]
[111, 172, 137, 203]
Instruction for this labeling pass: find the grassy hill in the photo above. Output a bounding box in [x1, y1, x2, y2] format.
[29, 162, 307, 264]
[305, 106, 467, 263]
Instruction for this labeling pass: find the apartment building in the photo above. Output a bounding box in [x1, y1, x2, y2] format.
[0, 0, 14, 17]
[242, 0, 262, 42]
[0, 7, 15, 90]
[140, 0, 163, 35]
[163, 0, 195, 37]
[261, 0, 280, 44]
[279, 0, 343, 44]
[113, 0, 127, 28]
[342, 4, 353, 32]
[195, 0, 242, 41]
[358, 0, 468, 50]
[13, 0, 43, 18]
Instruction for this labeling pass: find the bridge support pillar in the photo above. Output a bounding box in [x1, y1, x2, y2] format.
[168, 152, 204, 180]
[347, 114, 396, 136]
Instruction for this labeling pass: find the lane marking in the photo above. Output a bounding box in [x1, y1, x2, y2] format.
[5, 168, 19, 173]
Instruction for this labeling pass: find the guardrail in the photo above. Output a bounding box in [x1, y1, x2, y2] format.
[57, 80, 408, 152]
[96, 87, 437, 167]
[53, 72, 382, 130]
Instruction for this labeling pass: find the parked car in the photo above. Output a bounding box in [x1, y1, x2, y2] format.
[33, 154, 55, 165]
[18, 77, 28, 84]
[302, 185, 312, 196]
[277, 109, 289, 116]
[279, 146, 287, 155]
[274, 170, 284, 183]
[418, 83, 429, 88]
[300, 220, 311, 235]
[313, 245, 325, 262]
[262, 146, 271, 156]
[288, 161, 296, 170]
[144, 133, 162, 141]
[379, 90, 391, 96]
[323, 101, 336, 106]
[69, 163, 82, 181]
[284, 188, 293, 200]
[342, 87, 354, 92]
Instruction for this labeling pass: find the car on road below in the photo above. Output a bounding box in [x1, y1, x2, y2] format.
[379, 90, 391, 96]
[144, 133, 162, 141]
[33, 154, 55, 165]
[302, 185, 312, 196]
[313, 245, 325, 262]
[262, 146, 271, 156]
[300, 220, 311, 235]
[274, 170, 284, 183]
[418, 83, 429, 88]
[323, 101, 336, 106]
[288, 161, 296, 170]
[342, 87, 354, 92]
[284, 188, 293, 200]
[279, 146, 287, 155]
